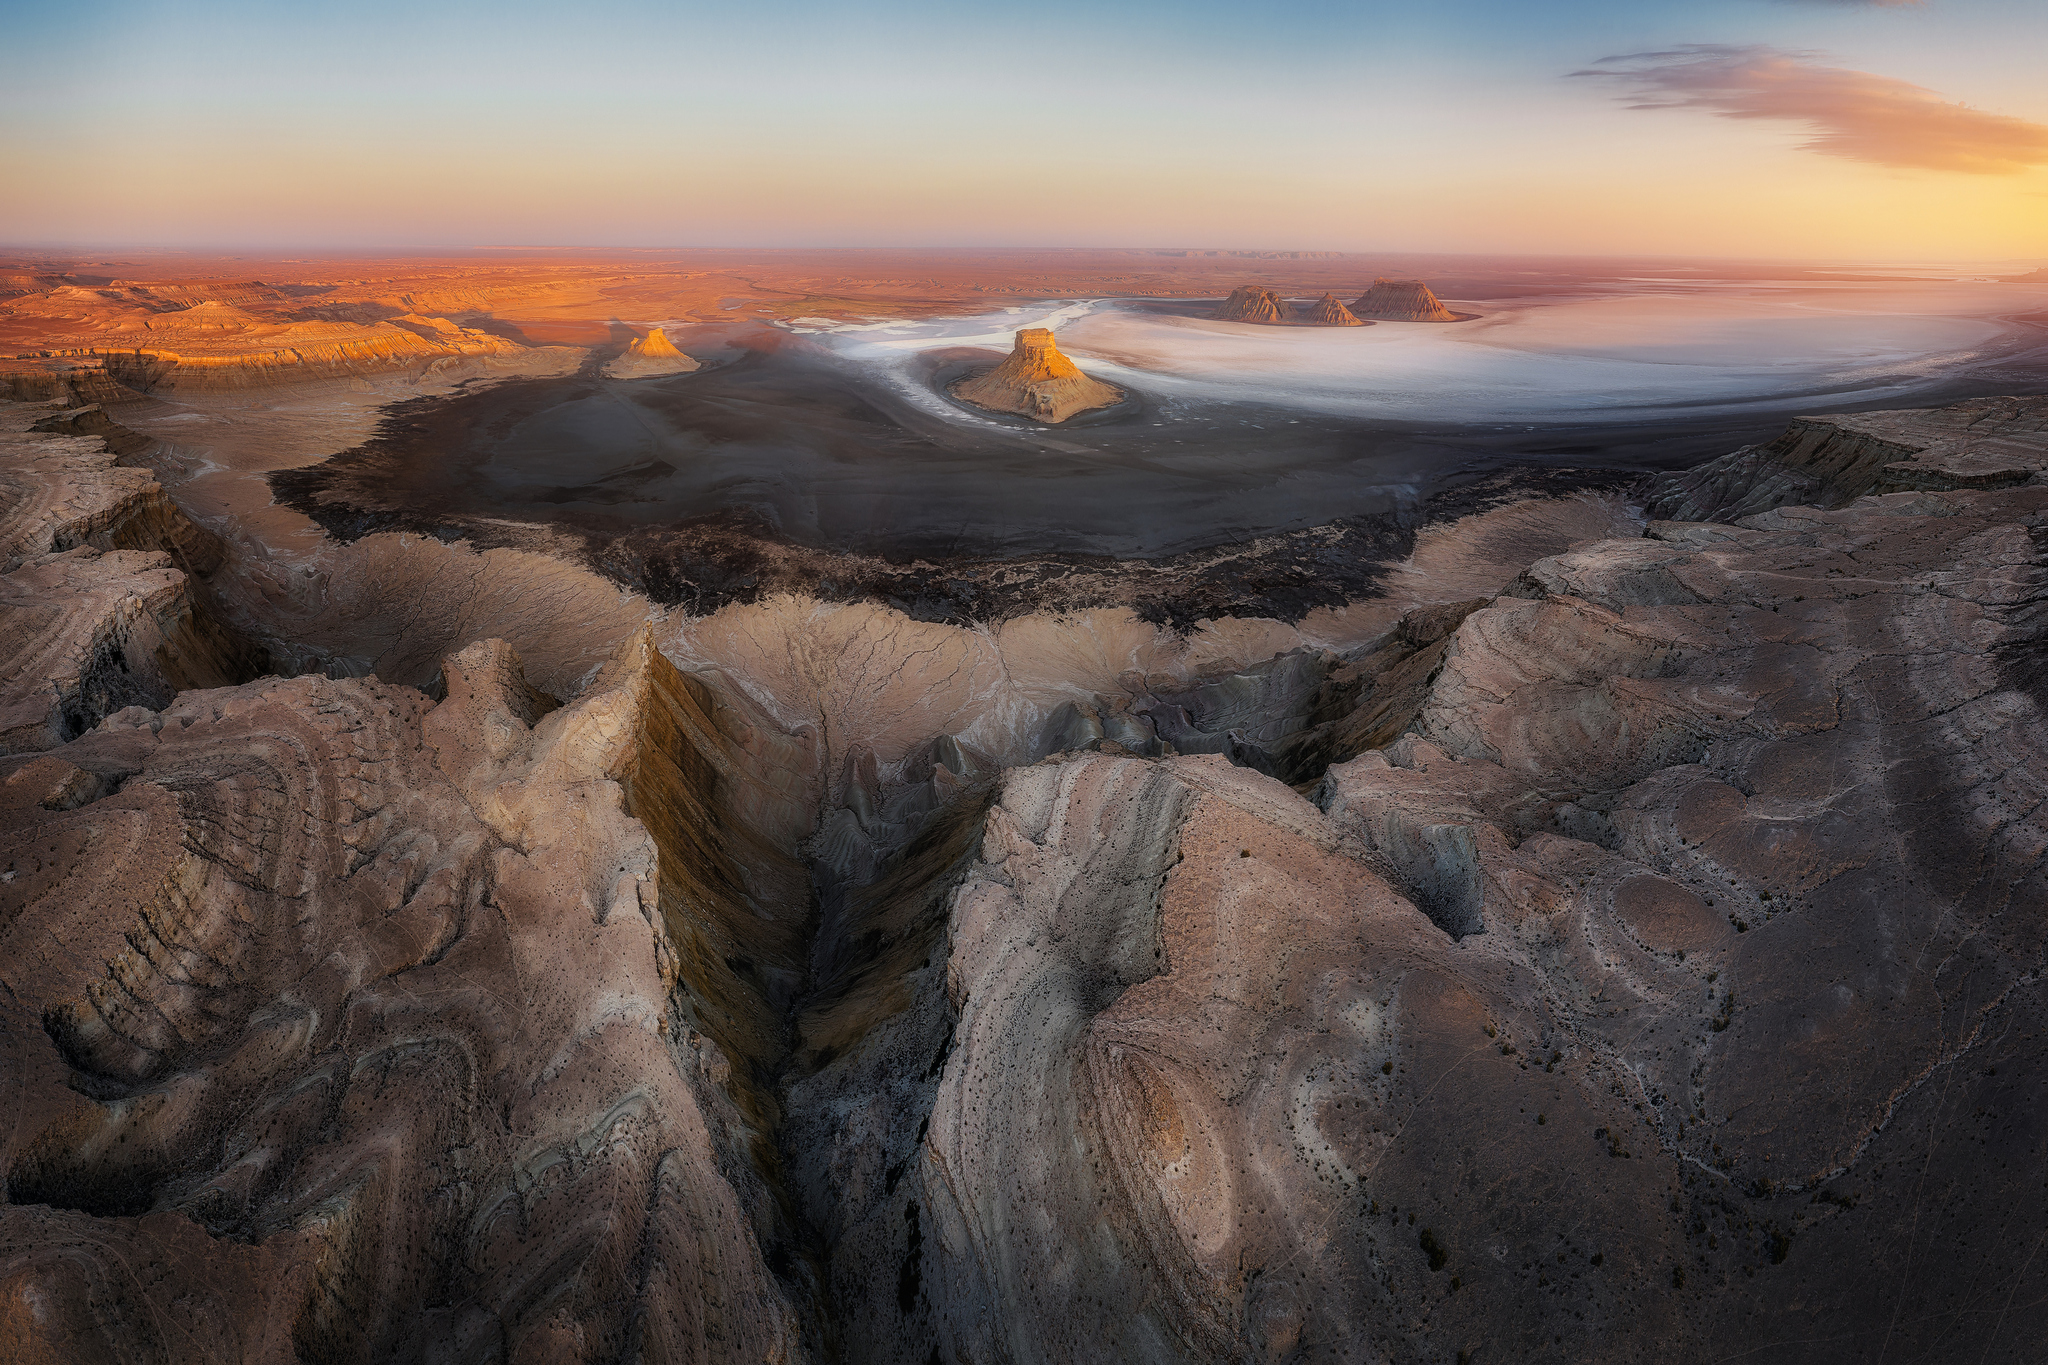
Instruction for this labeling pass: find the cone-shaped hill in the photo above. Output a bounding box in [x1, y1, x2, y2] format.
[604, 326, 700, 379]
[1301, 293, 1364, 326]
[1213, 285, 1290, 325]
[952, 328, 1123, 423]
[1351, 278, 1457, 322]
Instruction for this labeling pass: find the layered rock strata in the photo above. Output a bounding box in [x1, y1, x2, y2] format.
[6, 381, 2048, 1361]
[1351, 277, 1457, 321]
[950, 328, 1123, 423]
[0, 634, 806, 1363]
[781, 475, 2048, 1363]
[1301, 291, 1364, 326]
[1211, 284, 1290, 325]
[0, 404, 253, 752]
[604, 326, 701, 380]
[1647, 394, 2048, 523]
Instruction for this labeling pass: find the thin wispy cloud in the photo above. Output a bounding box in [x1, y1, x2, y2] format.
[1575, 44, 2048, 174]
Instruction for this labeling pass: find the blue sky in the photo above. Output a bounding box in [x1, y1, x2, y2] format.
[2, 0, 2043, 256]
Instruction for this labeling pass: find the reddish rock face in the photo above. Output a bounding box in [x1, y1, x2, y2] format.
[950, 327, 1122, 423]
[1212, 284, 1291, 324]
[1352, 276, 1457, 321]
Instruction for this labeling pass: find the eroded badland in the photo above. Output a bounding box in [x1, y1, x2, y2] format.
[4, 247, 2048, 1365]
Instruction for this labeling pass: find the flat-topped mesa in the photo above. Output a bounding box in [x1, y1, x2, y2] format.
[603, 325, 700, 379]
[1212, 284, 1290, 325]
[1352, 276, 1457, 322]
[1302, 292, 1365, 326]
[951, 327, 1123, 424]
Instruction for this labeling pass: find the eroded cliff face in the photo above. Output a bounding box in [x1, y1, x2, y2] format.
[1647, 394, 2048, 522]
[775, 475, 2048, 1363]
[0, 637, 805, 1363]
[4, 392, 2046, 1363]
[0, 405, 258, 752]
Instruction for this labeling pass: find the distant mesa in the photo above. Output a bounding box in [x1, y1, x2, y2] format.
[2010, 268, 2048, 283]
[951, 327, 1122, 424]
[1352, 277, 1457, 322]
[1213, 285, 1369, 327]
[603, 326, 699, 380]
[1213, 285, 1292, 325]
[1301, 292, 1364, 327]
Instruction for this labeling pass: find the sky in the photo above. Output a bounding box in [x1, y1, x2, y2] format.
[2, 0, 2044, 260]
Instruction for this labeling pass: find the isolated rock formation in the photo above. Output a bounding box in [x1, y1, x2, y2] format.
[950, 328, 1123, 423]
[1647, 393, 2048, 523]
[604, 325, 701, 380]
[1301, 291, 1364, 326]
[1352, 277, 1457, 322]
[1211, 284, 1290, 325]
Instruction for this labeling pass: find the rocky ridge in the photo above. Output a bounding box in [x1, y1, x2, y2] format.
[3, 395, 2046, 1362]
[1647, 393, 2048, 523]
[0, 404, 257, 753]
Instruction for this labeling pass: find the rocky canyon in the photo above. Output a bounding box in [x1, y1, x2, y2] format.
[1, 248, 2046, 1364]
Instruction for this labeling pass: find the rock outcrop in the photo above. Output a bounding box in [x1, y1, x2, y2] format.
[1211, 285, 1290, 325]
[1647, 394, 2048, 523]
[604, 326, 701, 380]
[0, 404, 254, 753]
[0, 358, 139, 406]
[950, 328, 1123, 424]
[1301, 291, 1364, 326]
[1351, 277, 1457, 322]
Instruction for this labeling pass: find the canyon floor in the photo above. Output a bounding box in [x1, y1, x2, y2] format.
[3, 250, 2047, 1364]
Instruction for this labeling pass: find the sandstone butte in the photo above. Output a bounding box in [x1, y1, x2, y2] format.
[604, 326, 700, 380]
[1301, 291, 1364, 326]
[1352, 276, 1458, 321]
[950, 327, 1122, 423]
[1211, 284, 1291, 324]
